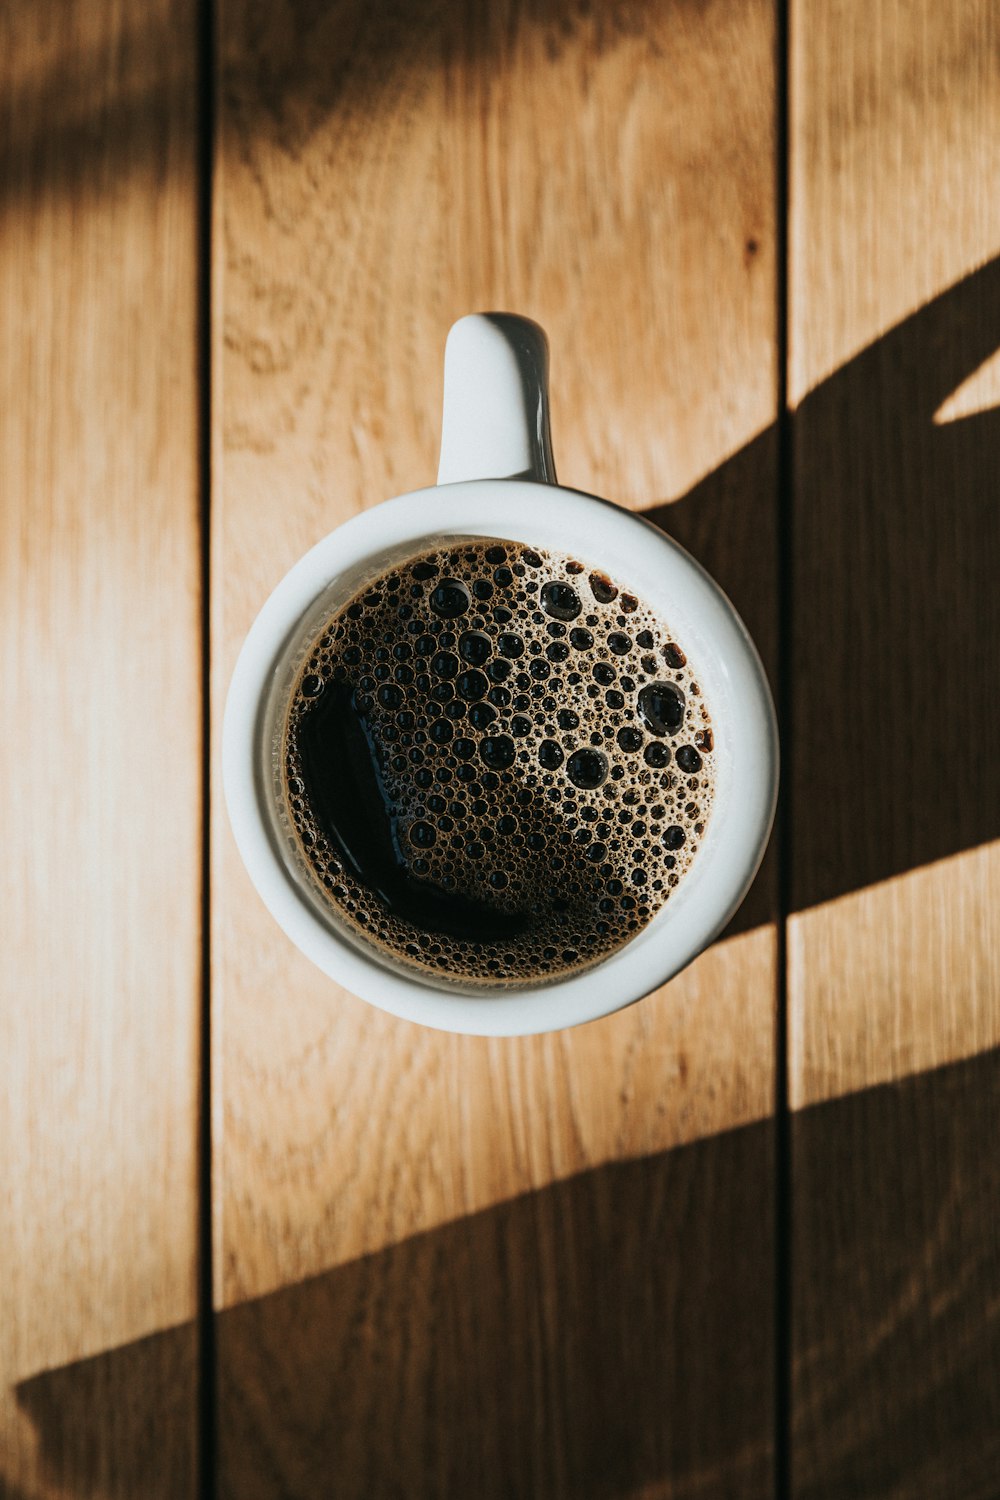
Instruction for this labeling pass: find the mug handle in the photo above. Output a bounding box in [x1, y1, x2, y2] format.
[437, 313, 557, 486]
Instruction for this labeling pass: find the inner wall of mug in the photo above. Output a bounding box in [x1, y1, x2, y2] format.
[255, 512, 747, 999]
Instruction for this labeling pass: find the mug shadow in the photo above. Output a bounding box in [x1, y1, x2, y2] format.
[647, 254, 1000, 927]
[13, 1048, 1000, 1499]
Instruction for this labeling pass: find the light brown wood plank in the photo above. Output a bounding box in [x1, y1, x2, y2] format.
[214, 1, 778, 1493]
[0, 0, 202, 1494]
[789, 0, 1000, 1492]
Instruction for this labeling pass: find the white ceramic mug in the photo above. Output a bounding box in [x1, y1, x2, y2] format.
[224, 314, 778, 1036]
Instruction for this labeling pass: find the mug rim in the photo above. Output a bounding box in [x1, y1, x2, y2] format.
[223, 477, 778, 1036]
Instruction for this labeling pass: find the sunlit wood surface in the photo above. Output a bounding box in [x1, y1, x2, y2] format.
[2, 0, 998, 1495]
[0, 0, 202, 1495]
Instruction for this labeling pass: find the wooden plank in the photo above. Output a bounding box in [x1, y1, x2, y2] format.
[214, 1, 779, 1494]
[0, 1, 202, 1494]
[788, 0, 1000, 1492]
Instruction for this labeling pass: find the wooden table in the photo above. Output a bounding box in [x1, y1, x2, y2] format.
[4, 1, 999, 1494]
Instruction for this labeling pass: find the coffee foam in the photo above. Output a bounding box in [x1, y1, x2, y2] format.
[281, 540, 715, 986]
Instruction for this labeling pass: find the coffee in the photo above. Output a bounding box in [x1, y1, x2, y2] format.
[280, 540, 715, 986]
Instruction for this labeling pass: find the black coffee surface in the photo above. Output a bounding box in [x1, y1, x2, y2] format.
[281, 541, 715, 986]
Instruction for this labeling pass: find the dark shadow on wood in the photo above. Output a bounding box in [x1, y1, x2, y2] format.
[16, 1126, 775, 1500]
[4, 1323, 197, 1500]
[15, 1047, 1000, 1498]
[1, 0, 197, 208]
[645, 255, 1000, 921]
[2, 0, 719, 209]
[790, 1046, 1000, 1500]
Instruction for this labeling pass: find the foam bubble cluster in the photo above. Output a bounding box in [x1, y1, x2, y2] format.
[281, 540, 715, 986]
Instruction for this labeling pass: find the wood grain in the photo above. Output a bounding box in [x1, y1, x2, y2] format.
[214, 0, 778, 1494]
[0, 0, 202, 1494]
[216, 1134, 774, 1499]
[788, 0, 1000, 1492]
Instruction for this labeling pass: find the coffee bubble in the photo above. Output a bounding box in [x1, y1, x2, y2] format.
[430, 580, 470, 618]
[541, 581, 582, 620]
[676, 745, 703, 773]
[458, 669, 488, 701]
[539, 740, 564, 770]
[567, 748, 608, 789]
[468, 703, 497, 730]
[638, 681, 686, 737]
[589, 572, 617, 603]
[432, 651, 459, 679]
[459, 631, 492, 665]
[481, 735, 516, 770]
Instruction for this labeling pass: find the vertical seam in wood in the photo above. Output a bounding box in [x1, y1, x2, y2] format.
[198, 0, 217, 1491]
[775, 0, 793, 1495]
